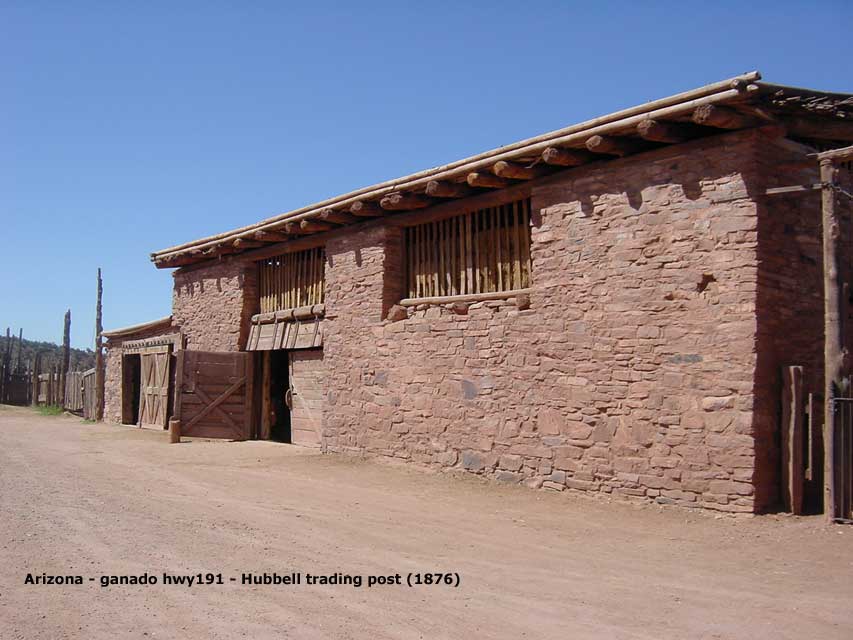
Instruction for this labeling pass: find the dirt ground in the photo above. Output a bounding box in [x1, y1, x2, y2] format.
[0, 405, 851, 639]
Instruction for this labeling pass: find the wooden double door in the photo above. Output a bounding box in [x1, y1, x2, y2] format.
[131, 347, 322, 445]
[177, 351, 254, 440]
[138, 347, 171, 429]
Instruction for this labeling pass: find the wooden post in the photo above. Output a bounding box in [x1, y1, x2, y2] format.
[60, 310, 71, 408]
[821, 158, 844, 522]
[1, 327, 9, 403]
[47, 363, 54, 406]
[15, 328, 23, 373]
[169, 418, 181, 444]
[261, 351, 271, 440]
[30, 352, 40, 406]
[95, 268, 105, 422]
[781, 366, 804, 514]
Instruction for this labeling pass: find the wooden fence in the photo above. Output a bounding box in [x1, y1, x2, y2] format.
[64, 371, 85, 412]
[37, 372, 61, 406]
[82, 369, 97, 420]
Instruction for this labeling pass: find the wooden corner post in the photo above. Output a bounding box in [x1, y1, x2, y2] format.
[818, 146, 853, 522]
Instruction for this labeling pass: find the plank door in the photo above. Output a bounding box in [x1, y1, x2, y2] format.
[139, 347, 171, 429]
[179, 351, 253, 440]
[288, 349, 324, 447]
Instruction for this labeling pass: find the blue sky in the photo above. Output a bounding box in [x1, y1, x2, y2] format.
[2, 1, 851, 349]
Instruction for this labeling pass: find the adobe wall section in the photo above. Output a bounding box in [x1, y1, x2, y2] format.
[323, 131, 767, 513]
[172, 260, 258, 352]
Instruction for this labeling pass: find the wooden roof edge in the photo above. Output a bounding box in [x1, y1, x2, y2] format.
[150, 71, 761, 265]
[148, 74, 850, 268]
[101, 316, 174, 339]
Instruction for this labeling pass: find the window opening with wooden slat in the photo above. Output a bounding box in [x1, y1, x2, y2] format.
[258, 247, 325, 313]
[404, 198, 531, 299]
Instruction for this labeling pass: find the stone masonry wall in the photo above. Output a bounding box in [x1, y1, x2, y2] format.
[172, 260, 258, 352]
[323, 130, 773, 513]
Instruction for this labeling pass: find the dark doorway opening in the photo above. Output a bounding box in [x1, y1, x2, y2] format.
[122, 353, 141, 425]
[269, 350, 291, 442]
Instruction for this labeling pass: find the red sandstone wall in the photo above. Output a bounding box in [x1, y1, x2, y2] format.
[172, 260, 257, 352]
[104, 347, 123, 424]
[323, 131, 768, 513]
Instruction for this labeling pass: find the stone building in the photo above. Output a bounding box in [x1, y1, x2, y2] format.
[103, 72, 853, 514]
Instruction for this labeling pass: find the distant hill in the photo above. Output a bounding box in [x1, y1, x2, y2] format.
[0, 335, 95, 373]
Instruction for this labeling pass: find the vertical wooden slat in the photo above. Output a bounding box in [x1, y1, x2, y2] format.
[425, 222, 432, 297]
[405, 229, 412, 298]
[465, 212, 473, 295]
[416, 224, 423, 298]
[436, 220, 442, 296]
[493, 207, 502, 292]
[511, 201, 522, 290]
[521, 198, 531, 288]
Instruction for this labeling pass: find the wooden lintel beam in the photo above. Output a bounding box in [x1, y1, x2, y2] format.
[585, 135, 647, 157]
[492, 160, 547, 180]
[300, 219, 334, 233]
[815, 143, 853, 163]
[425, 180, 474, 198]
[636, 118, 703, 143]
[253, 230, 290, 242]
[380, 192, 432, 210]
[319, 209, 359, 225]
[765, 183, 822, 196]
[466, 172, 510, 189]
[541, 147, 594, 167]
[349, 200, 383, 217]
[692, 104, 757, 129]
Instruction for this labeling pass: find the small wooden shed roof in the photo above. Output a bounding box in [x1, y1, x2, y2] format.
[102, 316, 173, 340]
[151, 71, 852, 269]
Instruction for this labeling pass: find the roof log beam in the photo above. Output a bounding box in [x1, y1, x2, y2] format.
[253, 230, 291, 243]
[232, 238, 263, 250]
[692, 104, 758, 129]
[380, 192, 432, 210]
[492, 160, 548, 180]
[349, 200, 383, 217]
[300, 220, 335, 233]
[585, 135, 648, 157]
[425, 180, 474, 198]
[319, 209, 359, 225]
[636, 118, 705, 143]
[467, 172, 510, 189]
[541, 147, 594, 167]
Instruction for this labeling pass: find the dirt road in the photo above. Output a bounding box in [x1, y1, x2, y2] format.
[0, 405, 850, 639]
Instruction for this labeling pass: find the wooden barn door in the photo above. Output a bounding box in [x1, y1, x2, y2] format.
[139, 346, 171, 429]
[287, 349, 324, 447]
[179, 351, 253, 440]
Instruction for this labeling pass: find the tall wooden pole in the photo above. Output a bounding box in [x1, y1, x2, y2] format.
[60, 310, 71, 408]
[15, 328, 23, 373]
[31, 352, 41, 406]
[1, 327, 9, 403]
[95, 268, 104, 421]
[821, 158, 844, 522]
